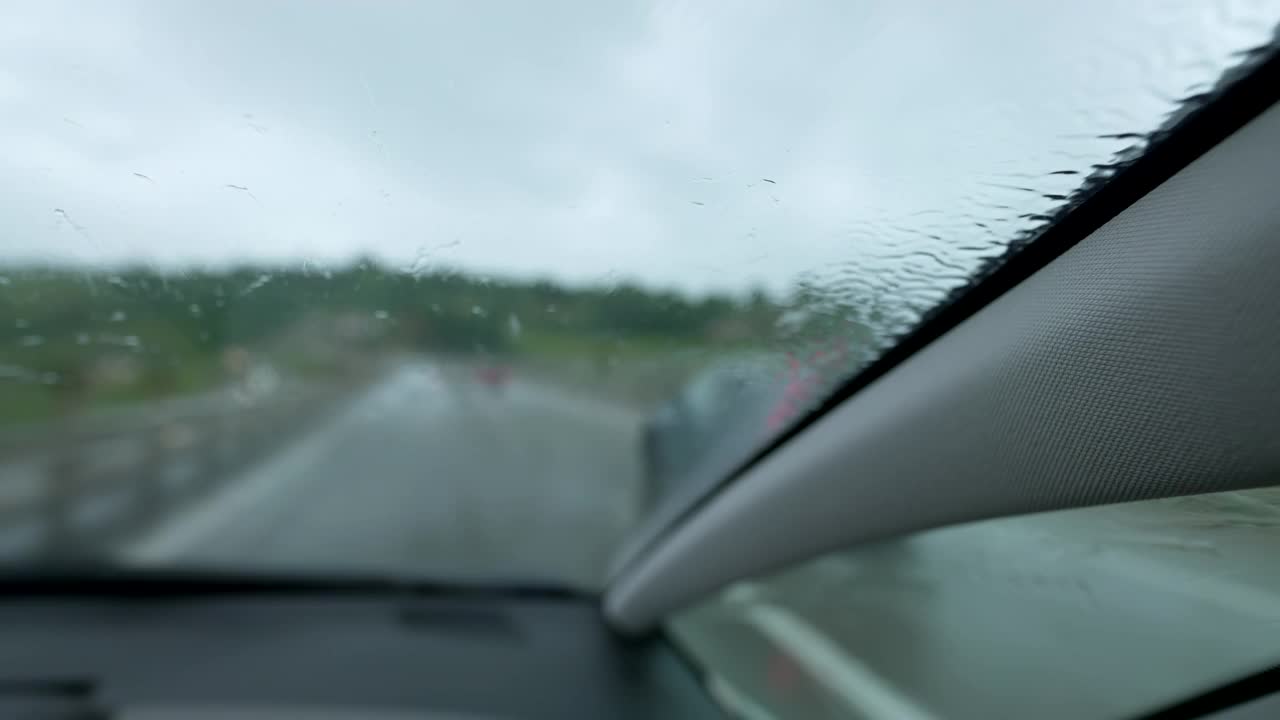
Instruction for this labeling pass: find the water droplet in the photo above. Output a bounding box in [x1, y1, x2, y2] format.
[18, 335, 44, 347]
[76, 333, 90, 345]
[374, 310, 389, 320]
[545, 304, 557, 314]
[430, 303, 442, 314]
[14, 318, 29, 329]
[189, 303, 202, 316]
[41, 372, 59, 385]
[507, 313, 523, 338]
[240, 274, 272, 296]
[471, 305, 486, 317]
[110, 310, 127, 322]
[0, 276, 9, 285]
[124, 335, 140, 348]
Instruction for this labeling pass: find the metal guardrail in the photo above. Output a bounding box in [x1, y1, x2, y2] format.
[0, 380, 359, 558]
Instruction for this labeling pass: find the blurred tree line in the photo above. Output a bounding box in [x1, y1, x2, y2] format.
[0, 262, 812, 422]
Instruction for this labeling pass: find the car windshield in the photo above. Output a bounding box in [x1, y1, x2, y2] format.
[2, 1, 1278, 589]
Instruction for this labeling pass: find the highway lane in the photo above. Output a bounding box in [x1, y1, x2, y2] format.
[124, 361, 645, 590]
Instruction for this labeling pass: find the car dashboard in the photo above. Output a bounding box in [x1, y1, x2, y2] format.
[0, 590, 723, 720]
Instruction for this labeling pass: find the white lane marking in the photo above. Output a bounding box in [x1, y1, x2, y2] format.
[121, 366, 446, 562]
[706, 675, 780, 720]
[740, 593, 937, 720]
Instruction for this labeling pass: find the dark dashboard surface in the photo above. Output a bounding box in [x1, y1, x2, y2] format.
[0, 591, 723, 719]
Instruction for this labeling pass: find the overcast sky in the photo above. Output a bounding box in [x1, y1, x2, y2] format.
[1, 1, 1275, 294]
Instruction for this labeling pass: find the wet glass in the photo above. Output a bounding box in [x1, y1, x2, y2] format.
[671, 487, 1280, 719]
[1, 1, 1278, 586]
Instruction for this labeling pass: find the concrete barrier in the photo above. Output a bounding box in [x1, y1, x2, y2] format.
[0, 376, 371, 559]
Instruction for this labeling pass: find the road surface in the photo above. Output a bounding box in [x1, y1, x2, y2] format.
[15, 359, 1280, 719]
[124, 361, 644, 590]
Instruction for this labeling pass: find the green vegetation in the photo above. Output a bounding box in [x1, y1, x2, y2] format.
[0, 262, 871, 425]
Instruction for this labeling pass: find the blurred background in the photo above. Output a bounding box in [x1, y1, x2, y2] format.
[0, 260, 866, 587]
[3, 0, 1277, 595]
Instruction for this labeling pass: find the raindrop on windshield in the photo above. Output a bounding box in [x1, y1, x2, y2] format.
[110, 310, 127, 322]
[240, 274, 272, 296]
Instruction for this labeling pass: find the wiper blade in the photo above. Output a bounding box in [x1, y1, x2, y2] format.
[0, 563, 591, 601]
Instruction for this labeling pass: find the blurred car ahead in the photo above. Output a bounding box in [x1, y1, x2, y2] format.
[641, 355, 785, 511]
[640, 346, 852, 513]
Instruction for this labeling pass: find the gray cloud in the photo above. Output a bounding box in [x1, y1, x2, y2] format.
[2, 0, 1275, 293]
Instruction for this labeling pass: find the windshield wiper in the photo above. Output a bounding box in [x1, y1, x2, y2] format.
[0, 563, 590, 601]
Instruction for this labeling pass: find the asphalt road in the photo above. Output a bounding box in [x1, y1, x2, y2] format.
[124, 361, 644, 590]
